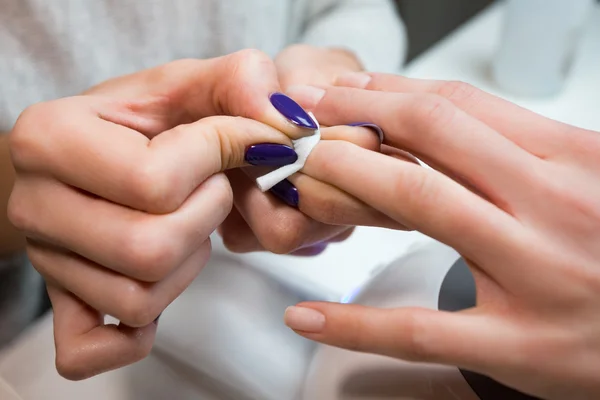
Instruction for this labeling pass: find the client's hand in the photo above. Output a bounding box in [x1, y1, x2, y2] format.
[284, 73, 600, 400]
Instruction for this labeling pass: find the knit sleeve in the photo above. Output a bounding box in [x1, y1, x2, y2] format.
[300, 0, 407, 73]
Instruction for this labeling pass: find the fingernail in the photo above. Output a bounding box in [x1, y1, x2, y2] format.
[304, 242, 328, 255]
[347, 122, 385, 143]
[284, 306, 326, 333]
[270, 179, 299, 208]
[270, 92, 319, 130]
[284, 86, 326, 111]
[335, 72, 372, 88]
[245, 144, 298, 166]
[293, 242, 329, 256]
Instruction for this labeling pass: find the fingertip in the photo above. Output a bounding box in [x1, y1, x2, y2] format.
[284, 305, 326, 333]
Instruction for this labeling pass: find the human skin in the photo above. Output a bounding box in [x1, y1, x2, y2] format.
[283, 72, 600, 400]
[6, 50, 391, 380]
[218, 44, 371, 256]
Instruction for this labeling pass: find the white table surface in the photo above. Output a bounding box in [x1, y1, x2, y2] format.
[217, 0, 600, 300]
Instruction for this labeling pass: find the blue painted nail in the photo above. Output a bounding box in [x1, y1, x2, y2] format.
[245, 144, 298, 166]
[303, 242, 328, 256]
[347, 122, 385, 142]
[270, 179, 299, 208]
[270, 93, 318, 130]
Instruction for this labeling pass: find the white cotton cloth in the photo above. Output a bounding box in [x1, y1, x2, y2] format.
[256, 112, 321, 192]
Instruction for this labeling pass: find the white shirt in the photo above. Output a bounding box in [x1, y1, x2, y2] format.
[0, 0, 406, 131]
[0, 1, 406, 398]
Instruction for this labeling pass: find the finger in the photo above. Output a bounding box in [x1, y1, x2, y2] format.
[287, 172, 407, 230]
[84, 50, 312, 139]
[11, 101, 290, 214]
[288, 86, 539, 209]
[223, 169, 349, 254]
[302, 140, 523, 265]
[29, 240, 211, 328]
[335, 72, 571, 158]
[218, 206, 264, 253]
[11, 174, 231, 282]
[321, 125, 381, 152]
[219, 209, 358, 256]
[289, 228, 357, 257]
[47, 284, 157, 381]
[284, 303, 521, 373]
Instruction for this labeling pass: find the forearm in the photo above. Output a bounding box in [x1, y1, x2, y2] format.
[0, 134, 25, 256]
[302, 0, 407, 73]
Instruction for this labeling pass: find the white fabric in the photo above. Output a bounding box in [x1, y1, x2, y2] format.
[256, 113, 321, 192]
[0, 0, 405, 131]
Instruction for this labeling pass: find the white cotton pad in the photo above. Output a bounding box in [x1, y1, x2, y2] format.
[256, 112, 321, 192]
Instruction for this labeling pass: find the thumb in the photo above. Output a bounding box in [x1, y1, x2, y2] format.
[86, 49, 313, 139]
[284, 302, 511, 372]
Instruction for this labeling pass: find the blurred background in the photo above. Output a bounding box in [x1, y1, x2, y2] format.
[397, 0, 494, 61]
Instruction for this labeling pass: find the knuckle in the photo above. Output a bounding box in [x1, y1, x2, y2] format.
[204, 173, 234, 220]
[391, 168, 436, 213]
[229, 48, 271, 70]
[118, 282, 157, 327]
[55, 347, 87, 381]
[259, 213, 307, 254]
[399, 311, 434, 362]
[120, 223, 179, 282]
[218, 49, 274, 116]
[310, 193, 351, 226]
[129, 158, 179, 213]
[9, 102, 53, 166]
[7, 188, 29, 232]
[436, 80, 479, 104]
[410, 94, 457, 130]
[129, 336, 154, 364]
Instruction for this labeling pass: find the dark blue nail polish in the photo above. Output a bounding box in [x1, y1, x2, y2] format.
[347, 122, 385, 142]
[304, 242, 328, 256]
[246, 144, 298, 166]
[270, 93, 318, 130]
[270, 179, 299, 208]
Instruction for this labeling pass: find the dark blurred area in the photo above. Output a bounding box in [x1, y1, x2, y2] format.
[397, 0, 495, 61]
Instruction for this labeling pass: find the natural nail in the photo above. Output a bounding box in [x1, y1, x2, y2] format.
[270, 179, 299, 208]
[292, 242, 329, 256]
[270, 92, 318, 130]
[245, 143, 298, 166]
[285, 86, 326, 110]
[335, 72, 373, 88]
[284, 306, 326, 333]
[347, 122, 385, 143]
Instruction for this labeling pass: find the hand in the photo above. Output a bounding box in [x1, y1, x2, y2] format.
[283, 73, 600, 399]
[219, 44, 381, 255]
[6, 50, 311, 380]
[275, 44, 363, 91]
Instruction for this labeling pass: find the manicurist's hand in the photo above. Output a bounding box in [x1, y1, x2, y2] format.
[283, 73, 600, 400]
[7, 50, 309, 380]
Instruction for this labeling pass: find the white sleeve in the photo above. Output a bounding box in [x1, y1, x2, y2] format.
[300, 0, 407, 73]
